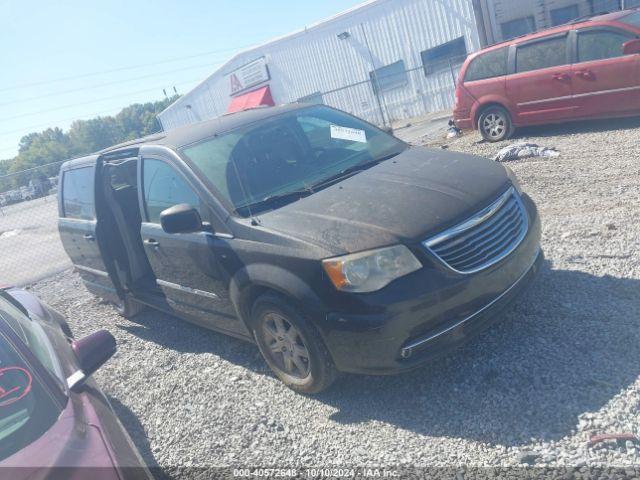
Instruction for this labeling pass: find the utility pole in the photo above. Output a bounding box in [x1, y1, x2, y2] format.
[359, 23, 390, 129]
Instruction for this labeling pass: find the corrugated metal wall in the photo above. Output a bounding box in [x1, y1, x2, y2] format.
[158, 0, 480, 130]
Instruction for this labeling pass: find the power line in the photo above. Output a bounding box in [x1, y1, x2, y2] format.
[0, 77, 203, 124]
[0, 78, 199, 137]
[0, 107, 122, 137]
[0, 61, 222, 107]
[0, 159, 66, 179]
[6, 65, 209, 107]
[0, 44, 255, 93]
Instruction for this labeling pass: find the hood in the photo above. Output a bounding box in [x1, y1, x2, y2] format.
[258, 146, 511, 254]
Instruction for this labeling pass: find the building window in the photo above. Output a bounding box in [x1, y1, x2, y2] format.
[501, 16, 536, 40]
[370, 60, 408, 93]
[591, 0, 626, 11]
[550, 5, 579, 26]
[421, 37, 468, 75]
[297, 92, 324, 105]
[621, 10, 640, 28]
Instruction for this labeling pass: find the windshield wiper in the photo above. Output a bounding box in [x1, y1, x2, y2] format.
[236, 188, 313, 214]
[311, 152, 402, 190]
[235, 151, 404, 215]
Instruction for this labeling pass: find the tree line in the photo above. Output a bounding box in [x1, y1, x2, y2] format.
[0, 95, 179, 192]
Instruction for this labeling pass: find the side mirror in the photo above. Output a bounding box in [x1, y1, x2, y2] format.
[623, 39, 640, 55]
[160, 203, 203, 234]
[68, 330, 116, 392]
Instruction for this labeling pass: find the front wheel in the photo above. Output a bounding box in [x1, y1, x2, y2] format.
[115, 295, 146, 319]
[478, 106, 514, 142]
[252, 294, 337, 394]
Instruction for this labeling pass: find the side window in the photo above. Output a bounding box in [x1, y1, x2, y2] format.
[578, 30, 633, 63]
[62, 167, 95, 220]
[516, 36, 568, 73]
[142, 159, 202, 224]
[550, 5, 579, 26]
[421, 36, 468, 75]
[369, 60, 408, 93]
[501, 16, 536, 41]
[464, 47, 508, 82]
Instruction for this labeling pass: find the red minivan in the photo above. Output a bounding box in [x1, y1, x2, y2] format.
[453, 9, 640, 142]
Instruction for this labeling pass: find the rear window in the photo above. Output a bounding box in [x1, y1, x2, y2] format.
[464, 47, 508, 82]
[62, 166, 95, 220]
[516, 36, 568, 73]
[0, 297, 63, 460]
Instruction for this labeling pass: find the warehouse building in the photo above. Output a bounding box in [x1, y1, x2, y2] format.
[474, 0, 639, 44]
[157, 0, 639, 131]
[158, 0, 482, 130]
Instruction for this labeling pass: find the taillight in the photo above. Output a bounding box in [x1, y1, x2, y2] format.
[454, 85, 462, 108]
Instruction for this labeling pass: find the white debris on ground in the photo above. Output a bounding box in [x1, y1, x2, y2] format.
[446, 125, 462, 138]
[494, 142, 560, 162]
[0, 229, 21, 238]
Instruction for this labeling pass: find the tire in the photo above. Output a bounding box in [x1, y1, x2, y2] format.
[478, 106, 514, 142]
[115, 295, 146, 319]
[251, 294, 337, 394]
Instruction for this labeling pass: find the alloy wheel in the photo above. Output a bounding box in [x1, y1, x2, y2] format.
[482, 112, 506, 140]
[261, 312, 311, 378]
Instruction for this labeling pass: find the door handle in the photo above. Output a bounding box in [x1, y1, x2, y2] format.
[575, 70, 593, 79]
[83, 233, 95, 241]
[144, 238, 160, 247]
[552, 73, 570, 81]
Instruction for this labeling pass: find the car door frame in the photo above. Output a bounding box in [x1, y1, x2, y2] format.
[568, 25, 640, 117]
[505, 31, 578, 125]
[135, 146, 246, 336]
[58, 161, 121, 304]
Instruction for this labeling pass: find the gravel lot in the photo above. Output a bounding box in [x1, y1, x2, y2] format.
[29, 117, 640, 476]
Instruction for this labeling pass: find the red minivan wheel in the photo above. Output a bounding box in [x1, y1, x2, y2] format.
[478, 106, 514, 142]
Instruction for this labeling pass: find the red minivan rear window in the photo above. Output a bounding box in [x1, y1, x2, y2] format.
[464, 47, 508, 82]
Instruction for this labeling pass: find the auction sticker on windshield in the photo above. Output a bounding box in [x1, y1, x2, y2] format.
[330, 124, 367, 143]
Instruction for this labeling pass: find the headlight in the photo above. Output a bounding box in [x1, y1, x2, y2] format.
[322, 245, 422, 293]
[504, 166, 522, 193]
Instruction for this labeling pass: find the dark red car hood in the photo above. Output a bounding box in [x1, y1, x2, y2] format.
[2, 395, 119, 479]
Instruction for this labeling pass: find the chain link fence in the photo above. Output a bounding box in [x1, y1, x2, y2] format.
[0, 162, 71, 286]
[310, 56, 465, 129]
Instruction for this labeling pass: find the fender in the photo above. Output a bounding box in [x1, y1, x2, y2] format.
[471, 95, 516, 129]
[228, 263, 325, 328]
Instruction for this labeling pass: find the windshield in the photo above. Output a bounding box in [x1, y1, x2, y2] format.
[181, 106, 407, 215]
[0, 295, 64, 385]
[0, 311, 62, 460]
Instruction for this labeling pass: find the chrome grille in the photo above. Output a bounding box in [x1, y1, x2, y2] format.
[423, 187, 528, 274]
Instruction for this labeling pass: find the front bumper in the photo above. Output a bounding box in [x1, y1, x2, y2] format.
[320, 194, 542, 374]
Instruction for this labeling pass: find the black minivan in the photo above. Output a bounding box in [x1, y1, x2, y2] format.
[58, 104, 542, 393]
